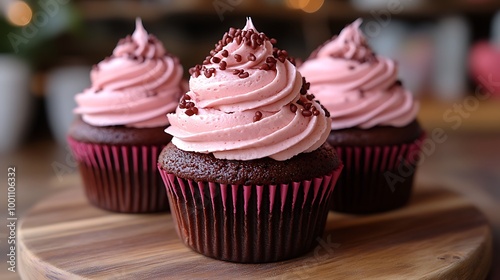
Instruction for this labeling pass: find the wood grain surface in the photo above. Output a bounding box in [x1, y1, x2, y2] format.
[18, 184, 492, 280]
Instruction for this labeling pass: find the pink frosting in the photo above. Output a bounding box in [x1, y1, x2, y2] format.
[299, 19, 419, 130]
[74, 18, 183, 128]
[166, 18, 331, 161]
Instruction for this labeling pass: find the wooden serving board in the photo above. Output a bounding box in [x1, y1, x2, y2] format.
[18, 184, 492, 280]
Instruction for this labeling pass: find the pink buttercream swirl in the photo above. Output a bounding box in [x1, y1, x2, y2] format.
[299, 19, 419, 130]
[166, 18, 331, 161]
[74, 18, 183, 128]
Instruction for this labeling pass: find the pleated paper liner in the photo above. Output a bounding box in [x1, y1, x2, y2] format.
[68, 137, 169, 213]
[331, 133, 426, 214]
[158, 165, 343, 263]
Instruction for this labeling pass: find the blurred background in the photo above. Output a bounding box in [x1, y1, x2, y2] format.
[0, 0, 499, 279]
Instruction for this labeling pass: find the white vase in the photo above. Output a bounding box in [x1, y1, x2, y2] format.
[0, 55, 33, 154]
[45, 65, 91, 146]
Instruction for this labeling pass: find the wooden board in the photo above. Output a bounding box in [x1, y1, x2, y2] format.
[18, 184, 492, 280]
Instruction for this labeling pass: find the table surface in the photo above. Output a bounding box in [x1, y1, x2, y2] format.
[1, 130, 499, 279]
[17, 184, 492, 279]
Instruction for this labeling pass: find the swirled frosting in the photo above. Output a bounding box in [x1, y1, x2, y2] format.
[166, 18, 331, 161]
[299, 19, 419, 130]
[74, 18, 183, 128]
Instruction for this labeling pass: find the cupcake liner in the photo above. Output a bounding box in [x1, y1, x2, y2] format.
[68, 136, 169, 213]
[158, 165, 343, 263]
[331, 133, 426, 214]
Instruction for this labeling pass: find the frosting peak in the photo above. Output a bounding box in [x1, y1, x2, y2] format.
[74, 18, 183, 128]
[299, 19, 419, 130]
[314, 19, 373, 62]
[166, 19, 331, 161]
[243, 17, 257, 31]
[113, 18, 166, 59]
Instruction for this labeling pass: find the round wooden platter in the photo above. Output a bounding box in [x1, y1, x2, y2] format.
[19, 184, 492, 280]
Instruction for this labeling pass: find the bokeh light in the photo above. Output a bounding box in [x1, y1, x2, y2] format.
[302, 0, 324, 13]
[286, 0, 310, 10]
[6, 1, 33, 27]
[285, 0, 324, 13]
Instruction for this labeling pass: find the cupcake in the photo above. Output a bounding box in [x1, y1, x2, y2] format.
[299, 19, 424, 214]
[158, 18, 343, 263]
[68, 18, 183, 213]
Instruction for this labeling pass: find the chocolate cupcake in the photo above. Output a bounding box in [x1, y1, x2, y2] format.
[158, 18, 343, 263]
[68, 18, 183, 213]
[299, 19, 425, 214]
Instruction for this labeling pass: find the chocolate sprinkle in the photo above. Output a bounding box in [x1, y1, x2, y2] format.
[290, 103, 297, 113]
[219, 61, 227, 70]
[222, 50, 229, 57]
[266, 57, 277, 64]
[259, 64, 270, 70]
[238, 71, 249, 79]
[248, 53, 256, 61]
[253, 111, 262, 122]
[234, 54, 242, 62]
[185, 109, 195, 116]
[302, 110, 312, 117]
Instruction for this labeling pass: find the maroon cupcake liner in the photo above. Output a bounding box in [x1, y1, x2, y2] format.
[331, 133, 426, 214]
[158, 165, 343, 263]
[68, 136, 169, 213]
